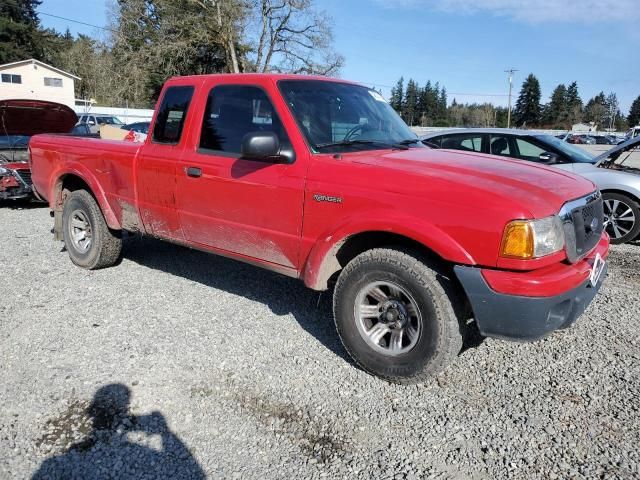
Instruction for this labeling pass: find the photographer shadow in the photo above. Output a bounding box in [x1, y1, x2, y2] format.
[32, 384, 205, 480]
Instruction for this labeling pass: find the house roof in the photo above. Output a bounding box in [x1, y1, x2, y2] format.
[0, 59, 81, 80]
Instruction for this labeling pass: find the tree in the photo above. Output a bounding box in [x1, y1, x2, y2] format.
[0, 0, 44, 63]
[604, 92, 620, 130]
[584, 92, 607, 127]
[246, 0, 343, 75]
[629, 95, 640, 127]
[565, 81, 583, 125]
[109, 0, 236, 104]
[402, 79, 419, 125]
[544, 84, 568, 128]
[513, 74, 542, 127]
[389, 77, 404, 113]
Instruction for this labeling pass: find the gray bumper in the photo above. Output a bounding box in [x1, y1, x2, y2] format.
[454, 264, 607, 341]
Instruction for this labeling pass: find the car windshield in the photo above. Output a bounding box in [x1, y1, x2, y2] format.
[0, 135, 30, 148]
[278, 80, 419, 153]
[534, 134, 596, 163]
[96, 116, 123, 125]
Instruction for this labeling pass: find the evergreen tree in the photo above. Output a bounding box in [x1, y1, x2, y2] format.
[402, 79, 419, 125]
[513, 74, 542, 127]
[438, 87, 447, 121]
[629, 95, 640, 127]
[565, 81, 583, 124]
[389, 77, 404, 113]
[544, 84, 568, 127]
[584, 92, 607, 127]
[0, 0, 44, 63]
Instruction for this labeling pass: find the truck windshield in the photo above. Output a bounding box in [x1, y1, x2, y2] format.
[278, 80, 419, 153]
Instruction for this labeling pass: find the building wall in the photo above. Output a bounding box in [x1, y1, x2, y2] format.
[74, 106, 155, 123]
[0, 62, 76, 108]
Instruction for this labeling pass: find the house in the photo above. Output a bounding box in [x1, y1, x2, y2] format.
[0, 59, 79, 109]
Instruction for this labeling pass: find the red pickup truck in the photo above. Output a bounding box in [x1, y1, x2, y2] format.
[30, 74, 609, 383]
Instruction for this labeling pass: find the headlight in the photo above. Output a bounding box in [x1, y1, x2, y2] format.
[500, 216, 565, 259]
[0, 167, 9, 176]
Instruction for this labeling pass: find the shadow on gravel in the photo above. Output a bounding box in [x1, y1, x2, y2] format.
[123, 236, 352, 363]
[32, 383, 205, 480]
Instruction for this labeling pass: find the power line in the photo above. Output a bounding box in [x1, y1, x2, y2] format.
[37, 11, 116, 33]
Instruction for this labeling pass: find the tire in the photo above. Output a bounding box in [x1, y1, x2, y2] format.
[62, 190, 122, 269]
[333, 248, 463, 384]
[602, 192, 640, 245]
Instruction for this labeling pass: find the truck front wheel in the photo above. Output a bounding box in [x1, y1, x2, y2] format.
[333, 248, 463, 383]
[62, 190, 122, 269]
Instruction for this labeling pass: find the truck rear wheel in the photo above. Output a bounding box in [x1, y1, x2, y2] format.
[62, 190, 122, 269]
[333, 248, 463, 384]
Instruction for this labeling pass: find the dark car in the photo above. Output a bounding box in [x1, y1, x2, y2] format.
[421, 128, 640, 244]
[593, 135, 616, 145]
[121, 121, 150, 134]
[71, 123, 100, 137]
[0, 99, 77, 201]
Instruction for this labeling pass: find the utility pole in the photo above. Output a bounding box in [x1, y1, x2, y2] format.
[505, 69, 518, 128]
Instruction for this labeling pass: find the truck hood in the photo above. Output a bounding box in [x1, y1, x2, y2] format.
[0, 99, 77, 136]
[351, 148, 596, 218]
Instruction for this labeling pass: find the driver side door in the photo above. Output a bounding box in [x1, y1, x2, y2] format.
[176, 82, 305, 270]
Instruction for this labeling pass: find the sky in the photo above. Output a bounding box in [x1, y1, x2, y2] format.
[37, 0, 640, 113]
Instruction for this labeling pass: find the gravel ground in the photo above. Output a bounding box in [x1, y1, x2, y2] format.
[1, 203, 639, 479]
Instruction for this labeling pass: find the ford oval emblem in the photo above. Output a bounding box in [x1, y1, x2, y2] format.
[589, 218, 598, 231]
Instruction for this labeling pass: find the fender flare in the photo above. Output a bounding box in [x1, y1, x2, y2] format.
[50, 163, 121, 230]
[302, 214, 476, 290]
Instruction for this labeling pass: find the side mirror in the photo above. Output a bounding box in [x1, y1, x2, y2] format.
[539, 152, 559, 164]
[241, 131, 288, 163]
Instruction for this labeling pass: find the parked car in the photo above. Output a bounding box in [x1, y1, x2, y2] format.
[421, 128, 640, 244]
[0, 99, 77, 201]
[77, 114, 124, 133]
[625, 126, 640, 140]
[121, 121, 151, 134]
[70, 123, 100, 138]
[30, 74, 609, 383]
[593, 135, 616, 145]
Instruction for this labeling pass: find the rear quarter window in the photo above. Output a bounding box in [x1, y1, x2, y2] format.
[152, 86, 195, 144]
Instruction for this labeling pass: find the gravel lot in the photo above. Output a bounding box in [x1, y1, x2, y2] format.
[1, 203, 639, 479]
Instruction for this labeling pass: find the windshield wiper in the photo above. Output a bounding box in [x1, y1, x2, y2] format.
[315, 139, 409, 151]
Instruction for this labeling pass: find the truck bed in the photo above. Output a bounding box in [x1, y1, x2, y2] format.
[30, 135, 143, 230]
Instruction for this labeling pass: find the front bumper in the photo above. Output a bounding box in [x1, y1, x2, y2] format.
[454, 241, 609, 341]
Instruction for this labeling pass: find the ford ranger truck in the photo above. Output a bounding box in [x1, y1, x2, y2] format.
[29, 75, 609, 383]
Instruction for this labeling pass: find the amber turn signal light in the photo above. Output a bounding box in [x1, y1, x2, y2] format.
[500, 221, 534, 259]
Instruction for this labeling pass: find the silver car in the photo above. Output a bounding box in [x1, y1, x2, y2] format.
[421, 128, 640, 244]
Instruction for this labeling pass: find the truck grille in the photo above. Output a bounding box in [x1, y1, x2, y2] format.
[560, 191, 604, 263]
[14, 169, 32, 187]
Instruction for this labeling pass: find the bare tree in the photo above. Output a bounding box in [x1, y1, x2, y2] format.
[190, 0, 247, 73]
[247, 0, 343, 75]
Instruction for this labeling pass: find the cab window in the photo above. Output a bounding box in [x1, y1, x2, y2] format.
[152, 85, 195, 144]
[199, 85, 290, 155]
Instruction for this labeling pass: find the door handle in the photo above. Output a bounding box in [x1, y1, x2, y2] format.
[186, 167, 202, 178]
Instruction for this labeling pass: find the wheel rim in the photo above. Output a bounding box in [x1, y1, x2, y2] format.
[68, 209, 92, 253]
[354, 281, 422, 357]
[603, 198, 636, 240]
